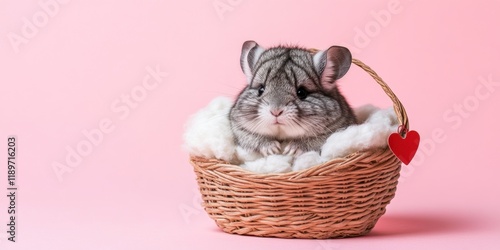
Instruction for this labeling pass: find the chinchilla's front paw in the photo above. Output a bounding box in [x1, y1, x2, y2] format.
[283, 142, 304, 156]
[260, 140, 281, 156]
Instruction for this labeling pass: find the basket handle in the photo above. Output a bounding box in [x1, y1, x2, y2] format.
[351, 58, 409, 135]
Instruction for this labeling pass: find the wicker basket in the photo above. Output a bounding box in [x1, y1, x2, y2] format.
[190, 58, 409, 239]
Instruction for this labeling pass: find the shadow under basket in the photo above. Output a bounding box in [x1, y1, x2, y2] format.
[190, 58, 410, 239]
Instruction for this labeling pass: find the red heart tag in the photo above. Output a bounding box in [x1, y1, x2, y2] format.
[388, 130, 420, 165]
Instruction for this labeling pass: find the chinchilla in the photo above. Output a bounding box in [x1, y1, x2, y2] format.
[229, 40, 356, 156]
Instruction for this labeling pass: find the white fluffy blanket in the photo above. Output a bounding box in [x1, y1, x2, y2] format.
[184, 97, 398, 173]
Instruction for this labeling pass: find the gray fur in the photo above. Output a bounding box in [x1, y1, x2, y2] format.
[230, 41, 356, 156]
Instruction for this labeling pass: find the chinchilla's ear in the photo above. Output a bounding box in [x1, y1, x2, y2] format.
[240, 40, 265, 84]
[313, 46, 352, 91]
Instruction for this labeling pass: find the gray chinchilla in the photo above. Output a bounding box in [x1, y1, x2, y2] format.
[229, 40, 356, 156]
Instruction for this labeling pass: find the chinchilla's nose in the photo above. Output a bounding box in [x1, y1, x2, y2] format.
[270, 109, 284, 117]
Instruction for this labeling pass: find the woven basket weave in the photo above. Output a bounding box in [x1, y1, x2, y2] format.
[190, 58, 409, 239]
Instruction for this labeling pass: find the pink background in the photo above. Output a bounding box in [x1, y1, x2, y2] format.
[1, 0, 499, 249]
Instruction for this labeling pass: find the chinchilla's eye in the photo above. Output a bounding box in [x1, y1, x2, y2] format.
[258, 85, 265, 97]
[297, 87, 308, 100]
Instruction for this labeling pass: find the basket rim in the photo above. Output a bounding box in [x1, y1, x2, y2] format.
[190, 146, 400, 179]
